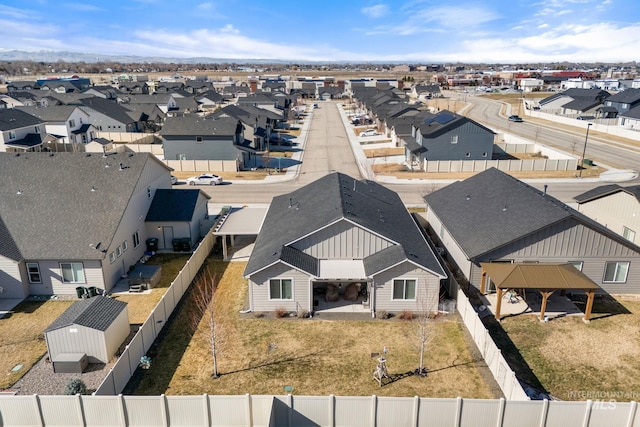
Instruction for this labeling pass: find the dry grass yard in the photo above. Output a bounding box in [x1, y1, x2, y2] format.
[0, 299, 73, 389]
[500, 295, 640, 401]
[364, 147, 405, 158]
[130, 260, 496, 398]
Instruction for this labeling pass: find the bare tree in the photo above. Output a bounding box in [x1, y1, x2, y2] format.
[405, 292, 440, 376]
[190, 268, 224, 378]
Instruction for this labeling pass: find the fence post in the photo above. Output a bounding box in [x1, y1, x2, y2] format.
[75, 393, 86, 427]
[160, 394, 169, 427]
[412, 395, 420, 427]
[626, 401, 638, 427]
[538, 399, 549, 427]
[370, 395, 377, 427]
[581, 400, 592, 427]
[495, 397, 505, 427]
[329, 394, 335, 427]
[32, 394, 44, 427]
[202, 394, 210, 427]
[118, 394, 127, 427]
[245, 393, 253, 427]
[287, 394, 294, 427]
[454, 396, 463, 427]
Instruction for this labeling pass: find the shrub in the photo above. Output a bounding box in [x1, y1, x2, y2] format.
[398, 310, 414, 320]
[275, 307, 288, 318]
[64, 378, 87, 395]
[376, 310, 389, 320]
[297, 308, 309, 318]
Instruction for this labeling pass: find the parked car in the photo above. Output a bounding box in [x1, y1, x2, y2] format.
[186, 174, 223, 185]
[170, 175, 178, 185]
[576, 116, 595, 121]
[359, 129, 378, 137]
[508, 115, 524, 122]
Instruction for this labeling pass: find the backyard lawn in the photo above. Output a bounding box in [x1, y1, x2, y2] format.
[130, 260, 497, 398]
[500, 295, 640, 401]
[0, 299, 73, 390]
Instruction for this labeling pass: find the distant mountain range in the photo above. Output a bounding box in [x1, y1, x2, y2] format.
[0, 49, 395, 65]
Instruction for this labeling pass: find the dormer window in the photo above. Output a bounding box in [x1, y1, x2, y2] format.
[9, 131, 16, 140]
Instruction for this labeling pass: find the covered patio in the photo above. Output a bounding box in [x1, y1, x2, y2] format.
[213, 205, 268, 261]
[479, 262, 601, 323]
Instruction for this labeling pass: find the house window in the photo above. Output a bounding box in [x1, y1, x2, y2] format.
[196, 136, 203, 143]
[60, 262, 85, 283]
[9, 131, 16, 140]
[35, 126, 40, 133]
[623, 227, 636, 243]
[116, 246, 122, 258]
[450, 135, 458, 144]
[393, 279, 416, 300]
[269, 279, 293, 300]
[603, 261, 630, 283]
[27, 263, 41, 283]
[122, 240, 128, 252]
[109, 252, 116, 264]
[69, 119, 76, 128]
[133, 231, 140, 248]
[569, 261, 584, 271]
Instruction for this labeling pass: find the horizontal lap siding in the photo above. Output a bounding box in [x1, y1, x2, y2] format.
[250, 263, 311, 312]
[291, 220, 392, 259]
[373, 262, 440, 312]
[479, 219, 640, 294]
[426, 209, 473, 278]
[578, 192, 640, 243]
[0, 256, 28, 298]
[31, 260, 105, 296]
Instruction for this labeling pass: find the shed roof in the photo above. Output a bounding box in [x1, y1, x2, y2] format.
[46, 296, 128, 332]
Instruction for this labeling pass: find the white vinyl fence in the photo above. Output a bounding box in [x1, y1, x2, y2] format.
[424, 158, 577, 173]
[456, 290, 530, 401]
[1, 393, 637, 427]
[93, 228, 217, 395]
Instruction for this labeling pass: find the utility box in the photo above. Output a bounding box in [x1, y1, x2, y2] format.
[52, 353, 88, 374]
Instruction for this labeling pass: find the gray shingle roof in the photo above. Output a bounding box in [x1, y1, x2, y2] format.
[574, 184, 640, 203]
[45, 296, 128, 332]
[146, 189, 209, 222]
[17, 105, 79, 122]
[605, 88, 640, 104]
[0, 109, 44, 130]
[424, 168, 573, 259]
[80, 97, 137, 124]
[424, 168, 640, 259]
[160, 115, 237, 136]
[0, 152, 168, 261]
[244, 172, 445, 278]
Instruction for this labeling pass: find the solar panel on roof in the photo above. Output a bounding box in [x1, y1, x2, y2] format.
[434, 112, 456, 124]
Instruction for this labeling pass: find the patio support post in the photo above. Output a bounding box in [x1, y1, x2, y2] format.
[583, 290, 595, 323]
[539, 291, 554, 322]
[480, 268, 487, 294]
[222, 236, 228, 261]
[495, 287, 504, 321]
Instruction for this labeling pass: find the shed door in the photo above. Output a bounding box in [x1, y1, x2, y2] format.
[162, 226, 174, 250]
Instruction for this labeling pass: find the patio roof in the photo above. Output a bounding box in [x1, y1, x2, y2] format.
[479, 262, 600, 291]
[479, 262, 600, 323]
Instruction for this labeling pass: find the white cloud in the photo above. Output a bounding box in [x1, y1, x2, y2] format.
[362, 4, 389, 18]
[197, 2, 213, 10]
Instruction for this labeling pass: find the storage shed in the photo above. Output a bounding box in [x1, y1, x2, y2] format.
[45, 296, 129, 372]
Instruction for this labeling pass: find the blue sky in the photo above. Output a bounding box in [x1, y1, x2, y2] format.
[1, 0, 639, 63]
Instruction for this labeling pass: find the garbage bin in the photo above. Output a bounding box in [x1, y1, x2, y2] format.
[87, 286, 99, 297]
[172, 238, 182, 252]
[75, 287, 86, 299]
[180, 238, 192, 252]
[146, 238, 158, 252]
[582, 158, 593, 166]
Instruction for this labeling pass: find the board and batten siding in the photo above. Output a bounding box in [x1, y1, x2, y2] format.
[578, 191, 640, 244]
[372, 262, 441, 313]
[471, 218, 640, 294]
[249, 262, 312, 312]
[426, 209, 473, 279]
[103, 310, 131, 363]
[291, 220, 393, 259]
[47, 325, 108, 363]
[30, 260, 105, 296]
[0, 256, 28, 299]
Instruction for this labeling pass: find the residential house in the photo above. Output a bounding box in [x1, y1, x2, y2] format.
[410, 84, 442, 101]
[0, 151, 209, 299]
[18, 105, 96, 147]
[574, 184, 640, 245]
[424, 168, 640, 295]
[619, 106, 640, 130]
[6, 81, 39, 92]
[85, 137, 115, 154]
[0, 108, 52, 152]
[196, 90, 226, 111]
[243, 172, 447, 315]
[39, 81, 80, 93]
[599, 88, 640, 120]
[160, 114, 244, 166]
[155, 82, 185, 93]
[79, 97, 141, 132]
[82, 85, 122, 100]
[184, 81, 213, 94]
[118, 82, 150, 95]
[409, 110, 495, 162]
[214, 104, 282, 153]
[537, 88, 610, 117]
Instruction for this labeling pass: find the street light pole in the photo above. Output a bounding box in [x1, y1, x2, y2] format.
[578, 123, 593, 178]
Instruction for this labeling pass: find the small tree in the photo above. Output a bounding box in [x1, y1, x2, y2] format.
[406, 292, 439, 376]
[64, 378, 87, 395]
[190, 268, 224, 378]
